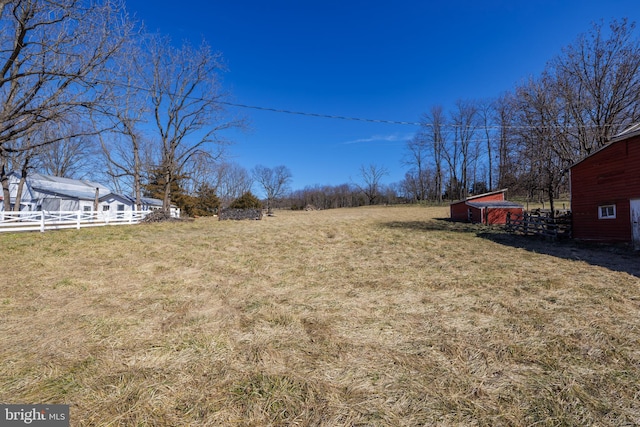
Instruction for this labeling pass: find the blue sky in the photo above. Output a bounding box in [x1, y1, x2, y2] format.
[125, 0, 639, 192]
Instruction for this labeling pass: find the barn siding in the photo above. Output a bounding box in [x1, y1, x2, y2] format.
[450, 190, 507, 222]
[486, 207, 523, 225]
[468, 206, 483, 223]
[450, 201, 471, 222]
[571, 135, 640, 243]
[476, 193, 504, 202]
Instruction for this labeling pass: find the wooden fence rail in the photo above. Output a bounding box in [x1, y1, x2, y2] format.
[0, 210, 153, 233]
[505, 211, 572, 239]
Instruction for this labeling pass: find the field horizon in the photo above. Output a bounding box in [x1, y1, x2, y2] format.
[1, 205, 639, 426]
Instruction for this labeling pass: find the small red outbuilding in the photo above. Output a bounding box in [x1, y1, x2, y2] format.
[570, 123, 640, 249]
[450, 189, 524, 225]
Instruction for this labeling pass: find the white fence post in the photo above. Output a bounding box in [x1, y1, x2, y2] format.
[0, 208, 151, 233]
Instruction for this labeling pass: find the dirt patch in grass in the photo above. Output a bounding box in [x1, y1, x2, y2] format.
[1, 206, 639, 425]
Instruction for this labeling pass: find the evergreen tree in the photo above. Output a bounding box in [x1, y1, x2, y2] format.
[229, 192, 262, 209]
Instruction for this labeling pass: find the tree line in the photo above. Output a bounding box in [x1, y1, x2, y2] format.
[1, 2, 638, 215]
[399, 19, 640, 213]
[274, 19, 640, 212]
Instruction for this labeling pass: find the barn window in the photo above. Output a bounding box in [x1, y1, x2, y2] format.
[598, 204, 616, 219]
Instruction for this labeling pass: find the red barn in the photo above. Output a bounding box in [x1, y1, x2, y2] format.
[570, 123, 640, 249]
[450, 189, 524, 225]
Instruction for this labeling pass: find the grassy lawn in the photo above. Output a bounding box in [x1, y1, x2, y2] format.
[1, 205, 639, 426]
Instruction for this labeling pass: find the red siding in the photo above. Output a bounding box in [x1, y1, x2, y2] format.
[486, 207, 524, 225]
[571, 134, 640, 243]
[450, 201, 471, 222]
[451, 204, 523, 224]
[468, 206, 483, 223]
[450, 191, 506, 222]
[475, 193, 505, 202]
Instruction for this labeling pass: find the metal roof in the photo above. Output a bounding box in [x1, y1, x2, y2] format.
[466, 200, 524, 209]
[450, 189, 510, 205]
[141, 197, 163, 206]
[613, 122, 640, 138]
[26, 172, 112, 201]
[30, 172, 110, 190]
[9, 171, 174, 207]
[101, 194, 166, 207]
[32, 187, 106, 201]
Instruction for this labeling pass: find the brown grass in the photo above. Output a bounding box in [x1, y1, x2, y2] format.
[1, 205, 639, 426]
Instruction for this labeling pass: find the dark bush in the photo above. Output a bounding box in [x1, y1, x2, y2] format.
[229, 192, 262, 209]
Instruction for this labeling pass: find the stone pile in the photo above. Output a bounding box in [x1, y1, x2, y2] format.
[218, 208, 263, 221]
[141, 211, 183, 223]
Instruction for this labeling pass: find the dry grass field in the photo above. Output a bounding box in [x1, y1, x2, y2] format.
[1, 205, 640, 426]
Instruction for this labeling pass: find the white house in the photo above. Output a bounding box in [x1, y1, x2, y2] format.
[139, 196, 181, 217]
[98, 194, 178, 217]
[1, 171, 112, 211]
[1, 172, 37, 211]
[1, 171, 179, 217]
[98, 192, 136, 217]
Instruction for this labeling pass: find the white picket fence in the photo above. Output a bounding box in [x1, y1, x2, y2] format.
[0, 210, 153, 233]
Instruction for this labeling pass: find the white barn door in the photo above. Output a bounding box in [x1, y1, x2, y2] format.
[631, 199, 640, 250]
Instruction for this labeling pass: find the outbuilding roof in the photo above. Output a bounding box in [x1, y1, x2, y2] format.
[466, 200, 524, 209]
[101, 194, 169, 208]
[450, 189, 509, 206]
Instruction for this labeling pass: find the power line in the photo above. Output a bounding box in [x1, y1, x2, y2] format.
[94, 78, 635, 132]
[216, 101, 422, 126]
[91, 78, 422, 126]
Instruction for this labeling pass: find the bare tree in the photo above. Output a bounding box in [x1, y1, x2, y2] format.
[496, 18, 640, 210]
[0, 0, 132, 210]
[450, 100, 479, 200]
[550, 18, 640, 156]
[513, 75, 568, 216]
[38, 124, 99, 179]
[2, 134, 36, 211]
[421, 105, 447, 202]
[400, 168, 435, 202]
[182, 150, 218, 195]
[493, 93, 519, 190]
[252, 164, 292, 214]
[144, 36, 238, 213]
[478, 99, 496, 191]
[403, 134, 429, 201]
[4, 119, 101, 210]
[355, 164, 389, 205]
[215, 162, 253, 206]
[96, 32, 149, 209]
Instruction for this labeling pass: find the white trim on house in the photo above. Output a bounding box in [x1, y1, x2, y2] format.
[598, 204, 617, 219]
[2, 171, 112, 212]
[1, 171, 180, 218]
